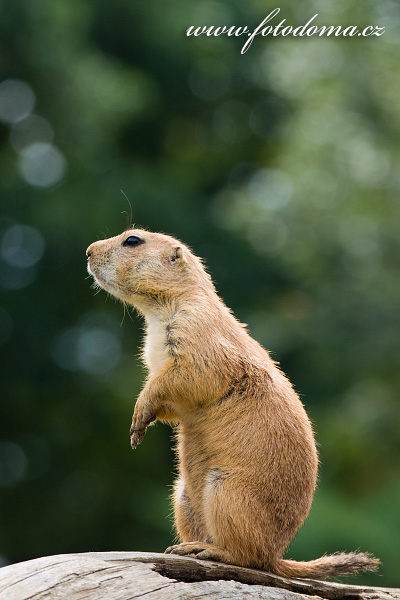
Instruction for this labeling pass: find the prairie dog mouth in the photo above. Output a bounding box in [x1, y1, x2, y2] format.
[87, 260, 107, 289]
[86, 259, 94, 277]
[87, 261, 126, 300]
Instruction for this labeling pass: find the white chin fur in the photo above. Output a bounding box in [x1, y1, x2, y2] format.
[87, 264, 107, 291]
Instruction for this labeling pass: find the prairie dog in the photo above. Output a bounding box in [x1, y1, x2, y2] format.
[86, 228, 379, 578]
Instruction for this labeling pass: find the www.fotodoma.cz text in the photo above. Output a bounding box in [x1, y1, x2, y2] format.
[186, 9, 385, 54]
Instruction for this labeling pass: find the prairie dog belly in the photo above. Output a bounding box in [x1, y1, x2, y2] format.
[143, 314, 169, 374]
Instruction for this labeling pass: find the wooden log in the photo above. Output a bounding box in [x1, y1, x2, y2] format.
[0, 551, 398, 600]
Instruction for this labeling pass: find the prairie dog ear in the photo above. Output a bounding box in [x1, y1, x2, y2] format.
[169, 245, 184, 264]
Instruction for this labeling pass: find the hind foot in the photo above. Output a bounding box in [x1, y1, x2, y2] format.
[165, 541, 232, 563]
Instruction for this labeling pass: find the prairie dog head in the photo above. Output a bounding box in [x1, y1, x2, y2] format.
[86, 229, 210, 308]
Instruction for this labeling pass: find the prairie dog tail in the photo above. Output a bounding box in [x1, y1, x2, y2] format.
[273, 552, 380, 579]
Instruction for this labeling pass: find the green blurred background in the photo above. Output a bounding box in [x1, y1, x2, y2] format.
[0, 0, 399, 586]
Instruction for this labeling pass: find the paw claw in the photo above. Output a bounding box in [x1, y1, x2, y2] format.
[130, 428, 145, 449]
[129, 412, 155, 448]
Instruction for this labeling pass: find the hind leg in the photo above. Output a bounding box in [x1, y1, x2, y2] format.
[166, 469, 249, 565]
[167, 475, 232, 560]
[172, 476, 208, 543]
[167, 468, 291, 569]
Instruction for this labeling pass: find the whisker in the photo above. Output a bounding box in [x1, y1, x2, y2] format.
[121, 189, 133, 230]
[125, 301, 134, 322]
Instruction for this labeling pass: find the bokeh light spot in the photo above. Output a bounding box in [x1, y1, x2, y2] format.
[51, 313, 122, 375]
[0, 79, 35, 124]
[77, 328, 121, 374]
[1, 224, 45, 268]
[18, 142, 67, 188]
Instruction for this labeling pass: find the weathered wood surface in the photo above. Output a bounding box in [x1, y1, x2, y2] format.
[0, 551, 398, 600]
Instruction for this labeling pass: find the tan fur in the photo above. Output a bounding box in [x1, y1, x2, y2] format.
[86, 228, 380, 579]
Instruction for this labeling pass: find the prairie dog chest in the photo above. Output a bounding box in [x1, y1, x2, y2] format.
[143, 314, 169, 374]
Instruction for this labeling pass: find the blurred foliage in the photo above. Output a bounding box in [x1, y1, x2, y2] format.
[0, 0, 399, 587]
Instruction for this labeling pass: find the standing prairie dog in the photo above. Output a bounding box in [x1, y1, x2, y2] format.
[86, 228, 379, 579]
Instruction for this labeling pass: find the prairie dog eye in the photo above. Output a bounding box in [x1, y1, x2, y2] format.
[122, 236, 144, 247]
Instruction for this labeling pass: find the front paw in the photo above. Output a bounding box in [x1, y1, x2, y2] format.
[129, 412, 155, 449]
[129, 426, 146, 449]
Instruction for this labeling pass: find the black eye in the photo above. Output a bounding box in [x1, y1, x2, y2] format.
[122, 236, 143, 247]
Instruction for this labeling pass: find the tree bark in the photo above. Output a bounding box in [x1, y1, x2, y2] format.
[0, 551, 398, 600]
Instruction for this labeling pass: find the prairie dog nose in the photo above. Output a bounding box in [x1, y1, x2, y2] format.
[86, 244, 94, 258]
